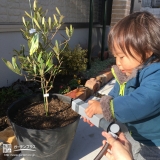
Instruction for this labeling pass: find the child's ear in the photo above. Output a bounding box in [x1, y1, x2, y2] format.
[146, 51, 153, 58]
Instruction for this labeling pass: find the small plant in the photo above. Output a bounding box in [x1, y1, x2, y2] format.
[59, 85, 71, 94]
[81, 57, 115, 79]
[2, 0, 73, 115]
[58, 75, 81, 94]
[60, 44, 88, 75]
[68, 78, 81, 89]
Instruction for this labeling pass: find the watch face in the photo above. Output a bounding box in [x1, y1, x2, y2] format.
[110, 123, 120, 134]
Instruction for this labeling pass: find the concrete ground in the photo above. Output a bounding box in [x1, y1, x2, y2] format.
[13, 79, 140, 160]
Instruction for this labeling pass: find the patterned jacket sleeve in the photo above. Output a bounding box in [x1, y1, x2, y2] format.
[100, 95, 115, 122]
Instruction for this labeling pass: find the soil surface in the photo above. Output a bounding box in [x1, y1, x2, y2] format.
[10, 95, 79, 130]
[0, 75, 83, 131]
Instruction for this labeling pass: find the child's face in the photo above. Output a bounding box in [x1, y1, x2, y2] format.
[113, 43, 151, 76]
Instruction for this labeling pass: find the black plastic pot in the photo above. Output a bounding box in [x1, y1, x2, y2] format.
[7, 94, 80, 160]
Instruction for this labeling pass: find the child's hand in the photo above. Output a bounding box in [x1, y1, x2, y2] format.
[85, 100, 102, 118]
[82, 117, 94, 127]
[82, 100, 102, 127]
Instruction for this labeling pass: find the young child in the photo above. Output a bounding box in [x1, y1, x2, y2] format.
[84, 11, 160, 160]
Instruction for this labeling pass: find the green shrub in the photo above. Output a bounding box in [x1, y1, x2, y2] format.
[58, 76, 81, 94]
[60, 44, 88, 75]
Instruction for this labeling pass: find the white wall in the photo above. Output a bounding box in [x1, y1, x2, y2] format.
[0, 32, 26, 87]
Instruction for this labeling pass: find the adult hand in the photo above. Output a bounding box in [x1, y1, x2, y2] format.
[102, 131, 133, 160]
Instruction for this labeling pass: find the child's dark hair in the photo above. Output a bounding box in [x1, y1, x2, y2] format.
[108, 11, 160, 62]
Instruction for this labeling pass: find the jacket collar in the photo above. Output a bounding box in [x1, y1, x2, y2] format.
[111, 55, 156, 84]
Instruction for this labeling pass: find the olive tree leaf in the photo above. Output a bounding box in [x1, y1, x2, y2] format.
[69, 25, 74, 37]
[33, 18, 41, 30]
[48, 17, 51, 30]
[2, 58, 22, 75]
[22, 17, 26, 27]
[65, 27, 69, 37]
[56, 7, 61, 15]
[25, 11, 32, 19]
[53, 40, 59, 55]
[53, 14, 58, 24]
[42, 17, 45, 25]
[33, 0, 37, 10]
[30, 33, 39, 55]
[33, 64, 37, 74]
[45, 64, 54, 73]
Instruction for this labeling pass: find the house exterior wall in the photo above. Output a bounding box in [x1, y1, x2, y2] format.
[0, 0, 100, 25]
[110, 0, 131, 27]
